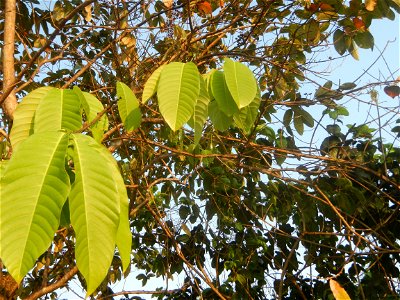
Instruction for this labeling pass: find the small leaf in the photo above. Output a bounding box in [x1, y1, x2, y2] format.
[223, 58, 257, 108]
[354, 31, 374, 49]
[293, 110, 304, 135]
[339, 82, 357, 90]
[333, 29, 346, 55]
[197, 1, 212, 14]
[117, 82, 142, 131]
[365, 0, 377, 11]
[142, 65, 165, 103]
[349, 40, 359, 60]
[384, 85, 400, 98]
[329, 279, 351, 300]
[283, 109, 293, 127]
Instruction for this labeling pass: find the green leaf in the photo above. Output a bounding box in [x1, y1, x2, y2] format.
[0, 131, 70, 283]
[293, 110, 304, 135]
[95, 144, 132, 272]
[210, 70, 238, 116]
[142, 65, 164, 103]
[73, 86, 108, 142]
[333, 29, 346, 55]
[283, 109, 293, 127]
[158, 62, 200, 131]
[10, 87, 56, 150]
[189, 76, 210, 145]
[354, 30, 374, 50]
[223, 58, 257, 108]
[304, 18, 320, 45]
[299, 109, 314, 128]
[70, 134, 120, 295]
[34, 88, 82, 133]
[339, 82, 357, 90]
[233, 94, 260, 134]
[208, 101, 233, 132]
[117, 82, 142, 131]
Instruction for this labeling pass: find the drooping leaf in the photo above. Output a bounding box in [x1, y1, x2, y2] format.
[293, 110, 304, 135]
[73, 86, 108, 142]
[208, 100, 233, 131]
[329, 279, 351, 300]
[95, 144, 132, 272]
[0, 131, 70, 283]
[210, 70, 238, 116]
[34, 88, 82, 133]
[233, 93, 260, 134]
[223, 57, 257, 108]
[349, 40, 359, 60]
[354, 31, 374, 49]
[70, 134, 120, 295]
[188, 76, 210, 145]
[10, 87, 55, 150]
[333, 29, 346, 55]
[142, 65, 165, 103]
[117, 82, 142, 131]
[157, 62, 200, 131]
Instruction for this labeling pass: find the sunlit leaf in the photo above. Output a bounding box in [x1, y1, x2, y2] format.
[73, 86, 108, 142]
[158, 62, 200, 131]
[117, 82, 142, 131]
[0, 131, 70, 283]
[70, 134, 120, 296]
[329, 279, 351, 300]
[210, 70, 238, 116]
[142, 65, 165, 103]
[10, 87, 55, 150]
[365, 0, 377, 11]
[223, 58, 257, 109]
[34, 88, 82, 133]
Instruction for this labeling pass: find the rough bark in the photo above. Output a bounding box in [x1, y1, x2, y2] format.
[1, 0, 17, 119]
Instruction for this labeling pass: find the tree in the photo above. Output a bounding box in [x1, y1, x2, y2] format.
[1, 0, 400, 299]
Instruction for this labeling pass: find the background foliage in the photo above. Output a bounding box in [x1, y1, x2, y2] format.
[1, 0, 400, 299]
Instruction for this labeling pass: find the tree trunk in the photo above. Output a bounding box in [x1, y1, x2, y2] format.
[2, 0, 17, 119]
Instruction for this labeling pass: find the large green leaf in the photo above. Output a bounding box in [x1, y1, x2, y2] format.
[70, 134, 120, 295]
[73, 86, 108, 142]
[188, 76, 210, 145]
[10, 87, 55, 150]
[223, 58, 257, 108]
[117, 82, 142, 131]
[208, 100, 233, 132]
[158, 62, 200, 131]
[0, 131, 70, 283]
[210, 70, 238, 116]
[95, 145, 132, 272]
[34, 88, 82, 133]
[142, 65, 164, 104]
